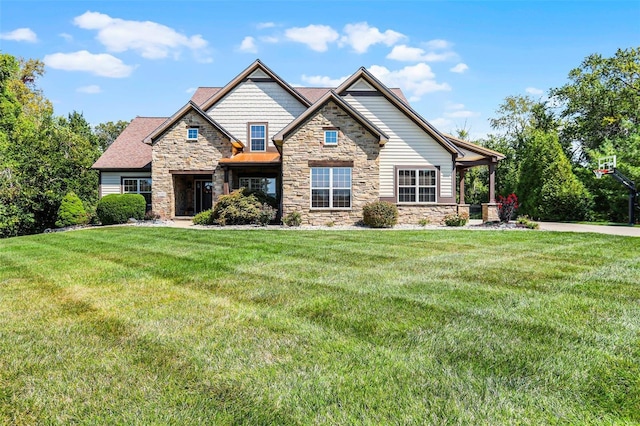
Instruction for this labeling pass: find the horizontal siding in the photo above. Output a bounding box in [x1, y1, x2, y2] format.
[343, 95, 453, 199]
[207, 81, 307, 147]
[100, 171, 151, 197]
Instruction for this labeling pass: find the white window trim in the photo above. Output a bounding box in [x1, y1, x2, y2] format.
[187, 128, 198, 140]
[310, 167, 352, 210]
[324, 130, 338, 146]
[397, 168, 437, 204]
[122, 177, 152, 207]
[249, 124, 267, 152]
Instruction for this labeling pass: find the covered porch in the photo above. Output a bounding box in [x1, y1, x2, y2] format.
[447, 135, 506, 222]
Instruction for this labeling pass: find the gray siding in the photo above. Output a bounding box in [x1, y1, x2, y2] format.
[343, 94, 454, 199]
[206, 81, 307, 146]
[100, 171, 151, 197]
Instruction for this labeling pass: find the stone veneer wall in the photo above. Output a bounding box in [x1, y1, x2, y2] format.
[396, 204, 458, 224]
[152, 110, 232, 218]
[281, 101, 380, 226]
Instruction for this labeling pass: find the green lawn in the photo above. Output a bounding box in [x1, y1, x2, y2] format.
[0, 228, 638, 425]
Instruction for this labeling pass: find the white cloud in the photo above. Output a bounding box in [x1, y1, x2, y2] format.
[446, 103, 466, 110]
[429, 117, 453, 129]
[0, 28, 37, 43]
[525, 87, 544, 95]
[368, 63, 451, 100]
[239, 36, 258, 53]
[260, 35, 279, 44]
[257, 22, 276, 29]
[301, 74, 350, 87]
[73, 11, 211, 61]
[285, 24, 339, 52]
[76, 85, 101, 94]
[387, 44, 457, 62]
[445, 110, 479, 118]
[59, 33, 73, 42]
[424, 39, 452, 50]
[339, 22, 405, 54]
[450, 63, 469, 73]
[185, 87, 196, 94]
[44, 51, 135, 78]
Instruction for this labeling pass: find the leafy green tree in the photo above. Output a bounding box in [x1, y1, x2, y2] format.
[552, 47, 640, 158]
[94, 120, 129, 151]
[517, 130, 592, 220]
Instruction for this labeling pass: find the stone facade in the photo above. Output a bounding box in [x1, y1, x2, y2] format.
[151, 110, 232, 218]
[396, 204, 458, 225]
[281, 101, 380, 226]
[482, 203, 500, 222]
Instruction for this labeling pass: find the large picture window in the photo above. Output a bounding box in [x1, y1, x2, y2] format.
[239, 177, 276, 198]
[398, 169, 436, 203]
[123, 178, 152, 208]
[250, 124, 266, 151]
[311, 167, 351, 209]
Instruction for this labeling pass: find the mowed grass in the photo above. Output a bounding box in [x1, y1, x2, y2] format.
[0, 228, 638, 425]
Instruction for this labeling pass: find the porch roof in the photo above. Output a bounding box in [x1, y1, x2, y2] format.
[219, 152, 281, 166]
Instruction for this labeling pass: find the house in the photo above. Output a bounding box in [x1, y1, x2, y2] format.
[92, 60, 504, 225]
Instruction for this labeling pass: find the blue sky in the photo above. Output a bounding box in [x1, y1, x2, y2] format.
[1, 0, 638, 139]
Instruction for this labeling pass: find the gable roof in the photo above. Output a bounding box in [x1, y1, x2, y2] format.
[273, 90, 389, 146]
[445, 134, 506, 164]
[198, 59, 312, 111]
[92, 117, 167, 170]
[144, 101, 242, 148]
[336, 68, 462, 156]
[190, 86, 408, 107]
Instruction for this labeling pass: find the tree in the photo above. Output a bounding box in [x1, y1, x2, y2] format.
[94, 120, 129, 151]
[516, 130, 592, 221]
[551, 47, 640, 158]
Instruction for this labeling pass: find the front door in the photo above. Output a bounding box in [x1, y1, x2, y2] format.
[194, 180, 213, 214]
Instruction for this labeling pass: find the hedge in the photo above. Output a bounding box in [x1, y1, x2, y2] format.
[96, 194, 146, 225]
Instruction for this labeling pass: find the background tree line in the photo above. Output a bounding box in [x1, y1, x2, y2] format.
[0, 53, 128, 237]
[462, 47, 639, 223]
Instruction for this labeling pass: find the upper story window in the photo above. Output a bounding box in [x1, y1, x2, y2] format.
[324, 130, 338, 146]
[398, 169, 436, 203]
[187, 128, 198, 140]
[250, 124, 266, 151]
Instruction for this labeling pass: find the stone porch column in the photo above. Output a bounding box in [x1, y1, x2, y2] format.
[482, 162, 499, 222]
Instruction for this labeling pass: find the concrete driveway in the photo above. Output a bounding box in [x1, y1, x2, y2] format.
[538, 222, 640, 237]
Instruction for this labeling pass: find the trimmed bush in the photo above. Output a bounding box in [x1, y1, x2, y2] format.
[212, 189, 276, 226]
[444, 212, 469, 227]
[96, 194, 146, 225]
[282, 211, 302, 227]
[362, 201, 398, 228]
[497, 193, 519, 222]
[192, 209, 214, 225]
[55, 192, 89, 228]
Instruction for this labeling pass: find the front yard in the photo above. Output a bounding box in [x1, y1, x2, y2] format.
[0, 228, 638, 424]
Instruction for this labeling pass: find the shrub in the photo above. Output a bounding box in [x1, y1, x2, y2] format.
[516, 215, 539, 229]
[283, 211, 302, 227]
[497, 193, 519, 222]
[418, 218, 430, 227]
[362, 201, 398, 228]
[96, 194, 146, 225]
[55, 191, 89, 228]
[444, 212, 469, 227]
[212, 189, 276, 226]
[192, 209, 213, 225]
[144, 210, 161, 221]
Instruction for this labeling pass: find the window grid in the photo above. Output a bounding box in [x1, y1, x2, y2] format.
[250, 125, 266, 151]
[187, 128, 198, 140]
[324, 130, 338, 145]
[311, 168, 351, 209]
[123, 178, 152, 207]
[239, 177, 276, 197]
[398, 169, 436, 203]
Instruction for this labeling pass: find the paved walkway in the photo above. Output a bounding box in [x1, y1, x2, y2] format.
[537, 222, 640, 237]
[167, 218, 639, 237]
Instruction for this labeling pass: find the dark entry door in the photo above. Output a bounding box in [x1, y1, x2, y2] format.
[195, 180, 213, 214]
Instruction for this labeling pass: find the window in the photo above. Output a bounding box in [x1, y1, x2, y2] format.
[123, 178, 152, 208]
[398, 169, 436, 203]
[239, 177, 276, 198]
[324, 130, 338, 145]
[187, 128, 198, 140]
[250, 124, 266, 151]
[311, 168, 351, 209]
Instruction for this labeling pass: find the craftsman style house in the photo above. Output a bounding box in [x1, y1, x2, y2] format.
[93, 60, 504, 225]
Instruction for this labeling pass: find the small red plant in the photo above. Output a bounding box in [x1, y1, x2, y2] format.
[497, 193, 519, 222]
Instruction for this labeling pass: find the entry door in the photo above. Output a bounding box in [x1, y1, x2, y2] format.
[194, 180, 213, 214]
